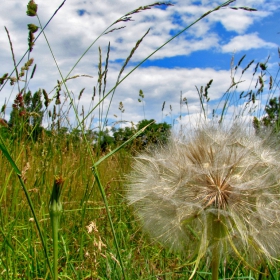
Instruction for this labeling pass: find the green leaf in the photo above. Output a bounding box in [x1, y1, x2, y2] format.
[0, 140, 21, 175]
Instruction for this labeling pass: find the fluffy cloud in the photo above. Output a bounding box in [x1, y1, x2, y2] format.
[221, 33, 277, 53]
[0, 0, 278, 129]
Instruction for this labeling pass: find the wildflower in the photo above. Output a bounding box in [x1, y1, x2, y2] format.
[86, 221, 98, 234]
[127, 122, 280, 278]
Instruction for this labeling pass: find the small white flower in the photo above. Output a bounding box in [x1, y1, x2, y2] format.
[86, 221, 98, 234]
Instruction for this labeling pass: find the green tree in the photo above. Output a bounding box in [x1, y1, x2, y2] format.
[113, 119, 171, 151]
[9, 89, 44, 140]
[253, 96, 280, 133]
[113, 126, 136, 143]
[137, 119, 171, 147]
[93, 128, 115, 154]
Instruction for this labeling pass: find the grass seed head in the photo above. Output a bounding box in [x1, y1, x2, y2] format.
[127, 122, 280, 268]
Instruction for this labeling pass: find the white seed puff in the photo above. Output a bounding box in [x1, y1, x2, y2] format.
[126, 122, 280, 267]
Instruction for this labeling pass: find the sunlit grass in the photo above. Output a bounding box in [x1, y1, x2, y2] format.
[1, 135, 279, 279]
[0, 0, 280, 279]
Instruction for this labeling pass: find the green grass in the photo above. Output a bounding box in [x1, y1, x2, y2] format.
[0, 0, 280, 279]
[1, 126, 280, 279]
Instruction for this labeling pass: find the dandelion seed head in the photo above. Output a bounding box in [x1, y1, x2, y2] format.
[127, 122, 280, 266]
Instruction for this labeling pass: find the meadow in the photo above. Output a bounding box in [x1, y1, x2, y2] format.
[0, 1, 280, 279]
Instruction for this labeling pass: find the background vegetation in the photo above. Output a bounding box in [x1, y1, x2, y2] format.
[0, 0, 279, 279]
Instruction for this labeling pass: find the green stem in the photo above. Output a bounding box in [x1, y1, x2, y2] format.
[51, 213, 59, 280]
[0, 137, 54, 277]
[211, 216, 223, 280]
[49, 176, 64, 280]
[92, 167, 127, 280]
[211, 243, 220, 280]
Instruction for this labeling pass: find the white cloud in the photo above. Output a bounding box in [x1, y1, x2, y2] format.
[221, 33, 277, 53]
[0, 0, 278, 129]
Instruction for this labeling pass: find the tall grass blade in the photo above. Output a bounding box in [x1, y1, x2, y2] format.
[0, 137, 54, 278]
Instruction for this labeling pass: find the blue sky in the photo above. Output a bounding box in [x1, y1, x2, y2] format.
[0, 0, 279, 130]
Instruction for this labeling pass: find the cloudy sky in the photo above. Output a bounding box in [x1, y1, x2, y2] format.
[0, 0, 279, 130]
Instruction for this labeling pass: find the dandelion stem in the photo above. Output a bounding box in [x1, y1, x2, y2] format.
[211, 216, 223, 280]
[211, 242, 220, 280]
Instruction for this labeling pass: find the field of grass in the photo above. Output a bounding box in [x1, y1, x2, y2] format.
[1, 133, 279, 279]
[1, 0, 280, 279]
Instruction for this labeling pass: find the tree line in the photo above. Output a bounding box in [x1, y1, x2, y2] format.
[1, 88, 280, 150]
[0, 89, 171, 152]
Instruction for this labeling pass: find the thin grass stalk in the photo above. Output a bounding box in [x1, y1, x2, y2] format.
[63, 2, 150, 81]
[78, 203, 87, 279]
[33, 17, 128, 278]
[260, 57, 280, 118]
[0, 137, 54, 278]
[38, 1, 244, 133]
[4, 26, 20, 93]
[82, 0, 239, 123]
[23, 48, 32, 94]
[91, 167, 127, 280]
[93, 122, 150, 167]
[37, 12, 152, 278]
[195, 85, 207, 119]
[0, 0, 66, 93]
[34, 17, 127, 278]
[219, 100, 228, 123]
[35, 16, 79, 133]
[99, 43, 110, 133]
[102, 29, 150, 131]
[0, 216, 21, 278]
[98, 46, 103, 131]
[215, 54, 263, 120]
[90, 123, 151, 279]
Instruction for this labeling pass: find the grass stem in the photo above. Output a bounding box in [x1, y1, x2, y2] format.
[49, 176, 64, 280]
